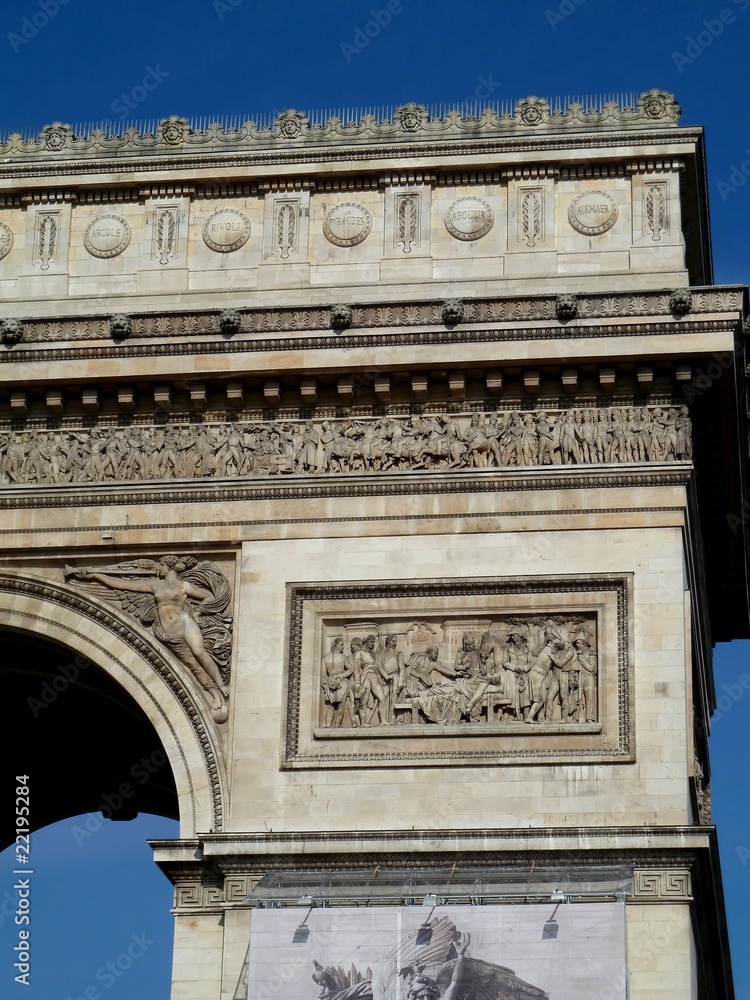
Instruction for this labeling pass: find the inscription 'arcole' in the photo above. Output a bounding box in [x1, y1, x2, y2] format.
[84, 215, 132, 259]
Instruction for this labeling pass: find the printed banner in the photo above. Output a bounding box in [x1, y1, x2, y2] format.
[247, 903, 626, 1000]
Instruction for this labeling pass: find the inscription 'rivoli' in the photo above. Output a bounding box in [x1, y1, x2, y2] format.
[202, 210, 251, 253]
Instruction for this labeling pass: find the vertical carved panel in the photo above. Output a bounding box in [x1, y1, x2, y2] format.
[153, 205, 179, 265]
[644, 181, 669, 242]
[395, 192, 420, 253]
[520, 188, 543, 248]
[35, 212, 59, 270]
[273, 199, 299, 259]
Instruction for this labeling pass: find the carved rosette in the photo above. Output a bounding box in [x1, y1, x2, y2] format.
[0, 319, 24, 346]
[331, 304, 354, 330]
[109, 314, 133, 340]
[669, 289, 693, 316]
[219, 308, 242, 336]
[441, 299, 465, 325]
[555, 295, 579, 321]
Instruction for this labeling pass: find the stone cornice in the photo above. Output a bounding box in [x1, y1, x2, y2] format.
[0, 93, 681, 168]
[0, 465, 691, 511]
[2, 287, 744, 356]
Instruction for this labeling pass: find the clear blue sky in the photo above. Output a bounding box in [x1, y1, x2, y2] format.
[2, 0, 749, 997]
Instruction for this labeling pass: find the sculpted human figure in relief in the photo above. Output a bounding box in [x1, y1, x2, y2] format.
[65, 556, 233, 723]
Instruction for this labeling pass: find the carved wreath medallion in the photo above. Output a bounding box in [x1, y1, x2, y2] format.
[444, 197, 494, 241]
[202, 210, 251, 253]
[84, 215, 132, 259]
[568, 191, 618, 236]
[0, 222, 13, 261]
[323, 203, 373, 247]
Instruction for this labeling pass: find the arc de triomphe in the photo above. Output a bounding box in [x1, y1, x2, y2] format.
[2, 92, 745, 999]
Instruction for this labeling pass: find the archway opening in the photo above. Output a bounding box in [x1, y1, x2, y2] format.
[4, 629, 179, 847]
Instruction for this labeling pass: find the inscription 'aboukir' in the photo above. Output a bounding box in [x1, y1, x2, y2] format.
[444, 197, 494, 241]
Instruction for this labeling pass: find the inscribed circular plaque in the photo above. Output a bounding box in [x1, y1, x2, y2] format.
[84, 215, 131, 259]
[0, 222, 13, 261]
[444, 197, 494, 241]
[568, 191, 618, 235]
[323, 203, 372, 247]
[202, 210, 251, 253]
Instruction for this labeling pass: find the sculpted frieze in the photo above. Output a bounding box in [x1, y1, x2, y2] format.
[283, 576, 630, 768]
[320, 614, 598, 731]
[64, 556, 233, 723]
[0, 405, 692, 487]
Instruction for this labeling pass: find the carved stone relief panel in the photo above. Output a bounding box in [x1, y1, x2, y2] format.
[0, 405, 693, 488]
[382, 185, 431, 260]
[64, 555, 234, 724]
[32, 209, 62, 271]
[283, 576, 632, 768]
[507, 180, 555, 254]
[145, 199, 188, 267]
[262, 193, 310, 262]
[630, 170, 682, 251]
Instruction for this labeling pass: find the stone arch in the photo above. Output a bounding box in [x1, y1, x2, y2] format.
[0, 569, 227, 836]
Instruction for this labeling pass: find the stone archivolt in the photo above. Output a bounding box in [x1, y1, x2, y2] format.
[320, 614, 598, 730]
[0, 404, 692, 486]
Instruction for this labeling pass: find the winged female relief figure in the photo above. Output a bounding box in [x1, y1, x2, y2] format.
[311, 917, 547, 1000]
[64, 556, 232, 723]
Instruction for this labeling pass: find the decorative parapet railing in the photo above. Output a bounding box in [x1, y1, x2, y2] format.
[0, 91, 681, 162]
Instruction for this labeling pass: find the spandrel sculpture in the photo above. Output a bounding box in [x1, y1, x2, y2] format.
[64, 556, 233, 723]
